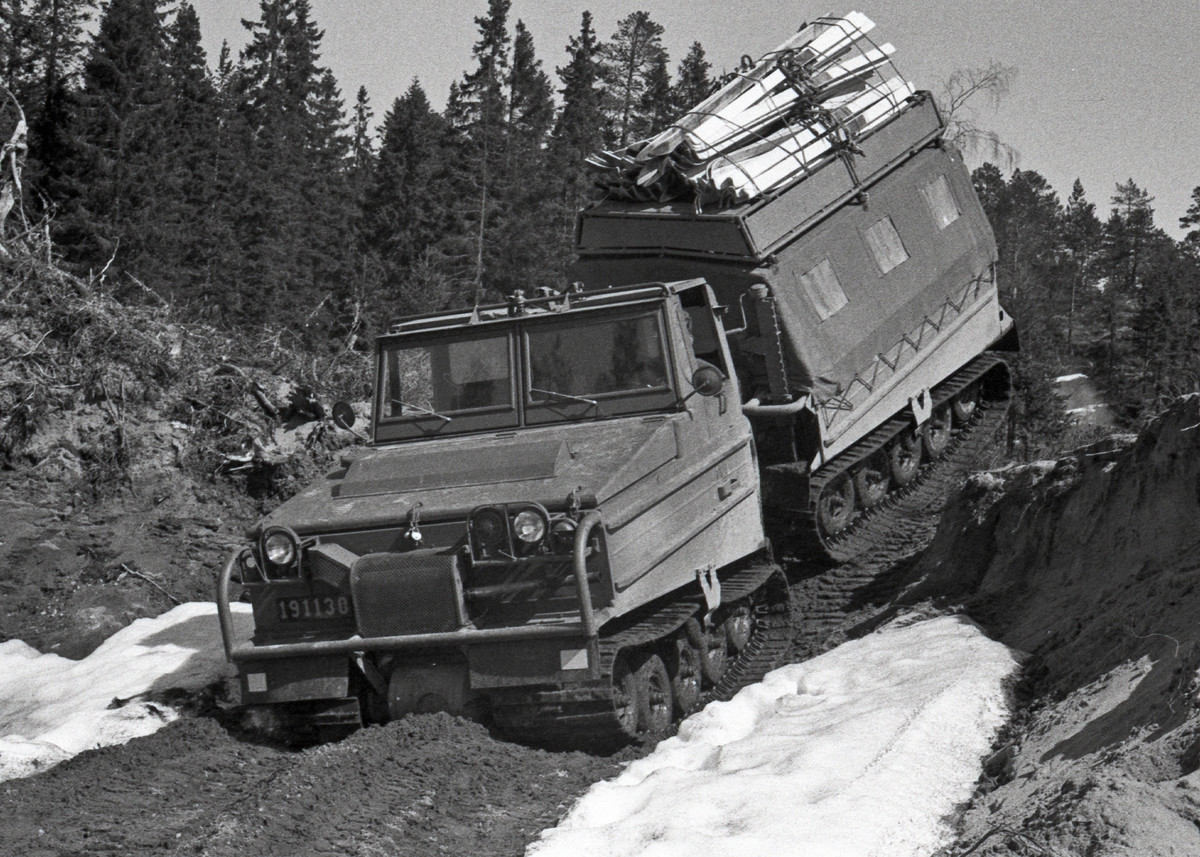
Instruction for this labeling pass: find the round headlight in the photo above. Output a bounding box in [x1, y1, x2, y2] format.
[264, 531, 297, 566]
[512, 509, 548, 544]
[471, 507, 507, 551]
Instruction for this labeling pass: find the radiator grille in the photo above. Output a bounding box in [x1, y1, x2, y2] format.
[349, 551, 465, 637]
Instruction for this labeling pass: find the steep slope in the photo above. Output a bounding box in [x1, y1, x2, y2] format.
[910, 395, 1200, 855]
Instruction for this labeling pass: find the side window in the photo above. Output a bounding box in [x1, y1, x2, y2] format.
[682, 304, 729, 373]
[921, 174, 961, 229]
[797, 258, 848, 321]
[864, 217, 909, 275]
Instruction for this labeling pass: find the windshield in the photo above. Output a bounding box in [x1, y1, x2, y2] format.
[381, 333, 513, 420]
[374, 304, 677, 442]
[527, 312, 670, 401]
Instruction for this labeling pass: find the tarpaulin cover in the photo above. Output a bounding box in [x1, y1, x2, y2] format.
[570, 144, 997, 400]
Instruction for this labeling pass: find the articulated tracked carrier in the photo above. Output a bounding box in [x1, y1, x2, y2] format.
[217, 18, 1014, 745]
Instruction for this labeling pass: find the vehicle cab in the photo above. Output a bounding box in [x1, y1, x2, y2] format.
[216, 279, 769, 730]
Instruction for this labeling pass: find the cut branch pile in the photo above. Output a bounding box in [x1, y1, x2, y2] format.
[1, 231, 369, 501]
[587, 12, 914, 209]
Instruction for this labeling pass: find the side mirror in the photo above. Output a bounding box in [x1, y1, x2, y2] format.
[691, 364, 725, 397]
[332, 401, 356, 430]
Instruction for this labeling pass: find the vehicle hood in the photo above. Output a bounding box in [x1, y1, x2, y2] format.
[254, 417, 681, 535]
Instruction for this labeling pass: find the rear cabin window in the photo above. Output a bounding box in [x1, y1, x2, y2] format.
[864, 217, 909, 275]
[921, 174, 961, 230]
[797, 258, 848, 321]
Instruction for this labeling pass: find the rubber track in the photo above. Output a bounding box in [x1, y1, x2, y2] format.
[491, 564, 791, 747]
[709, 569, 794, 702]
[792, 354, 1011, 564]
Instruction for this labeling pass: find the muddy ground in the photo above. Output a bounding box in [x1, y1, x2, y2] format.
[4, 391, 1200, 856]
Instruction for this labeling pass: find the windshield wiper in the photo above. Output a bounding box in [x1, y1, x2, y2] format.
[529, 388, 603, 415]
[390, 398, 452, 423]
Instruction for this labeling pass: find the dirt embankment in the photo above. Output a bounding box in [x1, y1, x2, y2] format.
[0, 246, 366, 658]
[912, 395, 1200, 856]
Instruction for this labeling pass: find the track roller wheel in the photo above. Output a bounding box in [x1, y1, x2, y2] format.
[688, 618, 728, 685]
[817, 473, 856, 535]
[952, 383, 980, 424]
[721, 603, 753, 654]
[611, 653, 640, 737]
[852, 451, 890, 509]
[632, 653, 673, 734]
[888, 429, 923, 486]
[664, 633, 702, 717]
[922, 406, 952, 458]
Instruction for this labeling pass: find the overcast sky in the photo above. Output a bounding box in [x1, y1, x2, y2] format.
[188, 1, 1200, 235]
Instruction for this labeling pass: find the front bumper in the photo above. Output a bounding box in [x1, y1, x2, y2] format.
[216, 511, 604, 679]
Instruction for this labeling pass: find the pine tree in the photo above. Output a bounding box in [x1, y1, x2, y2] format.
[548, 11, 605, 260]
[234, 0, 354, 330]
[444, 0, 512, 305]
[349, 85, 373, 181]
[493, 18, 557, 295]
[970, 162, 1007, 218]
[1181, 186, 1200, 252]
[3, 0, 95, 194]
[670, 41, 711, 115]
[1098, 181, 1195, 411]
[57, 0, 170, 281]
[597, 11, 667, 147]
[1127, 233, 1200, 410]
[363, 79, 457, 314]
[508, 20, 552, 142]
[1061, 179, 1102, 353]
[1091, 179, 1155, 387]
[995, 170, 1063, 380]
[635, 52, 672, 139]
[991, 169, 1061, 306]
[970, 164, 1069, 452]
[1, 0, 37, 98]
[554, 11, 609, 174]
[156, 1, 238, 308]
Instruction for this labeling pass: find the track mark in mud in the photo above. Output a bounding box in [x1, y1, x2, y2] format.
[785, 414, 1008, 662]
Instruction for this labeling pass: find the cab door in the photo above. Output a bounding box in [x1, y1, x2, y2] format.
[605, 283, 768, 611]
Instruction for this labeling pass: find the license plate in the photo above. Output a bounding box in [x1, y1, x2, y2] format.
[276, 595, 352, 622]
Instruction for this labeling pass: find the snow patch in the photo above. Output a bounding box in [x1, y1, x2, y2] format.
[1055, 373, 1087, 383]
[529, 616, 1017, 857]
[0, 602, 253, 782]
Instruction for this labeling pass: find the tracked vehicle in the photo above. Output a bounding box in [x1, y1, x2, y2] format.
[217, 19, 1014, 744]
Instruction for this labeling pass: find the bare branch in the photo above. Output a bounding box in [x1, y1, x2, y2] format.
[935, 62, 1019, 170]
[0, 85, 30, 253]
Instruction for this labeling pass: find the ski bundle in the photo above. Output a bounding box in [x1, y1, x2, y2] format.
[587, 12, 914, 209]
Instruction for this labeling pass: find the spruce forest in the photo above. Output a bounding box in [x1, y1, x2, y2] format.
[3, 0, 1200, 454]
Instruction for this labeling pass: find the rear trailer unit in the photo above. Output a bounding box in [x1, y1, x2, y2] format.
[571, 92, 1014, 549]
